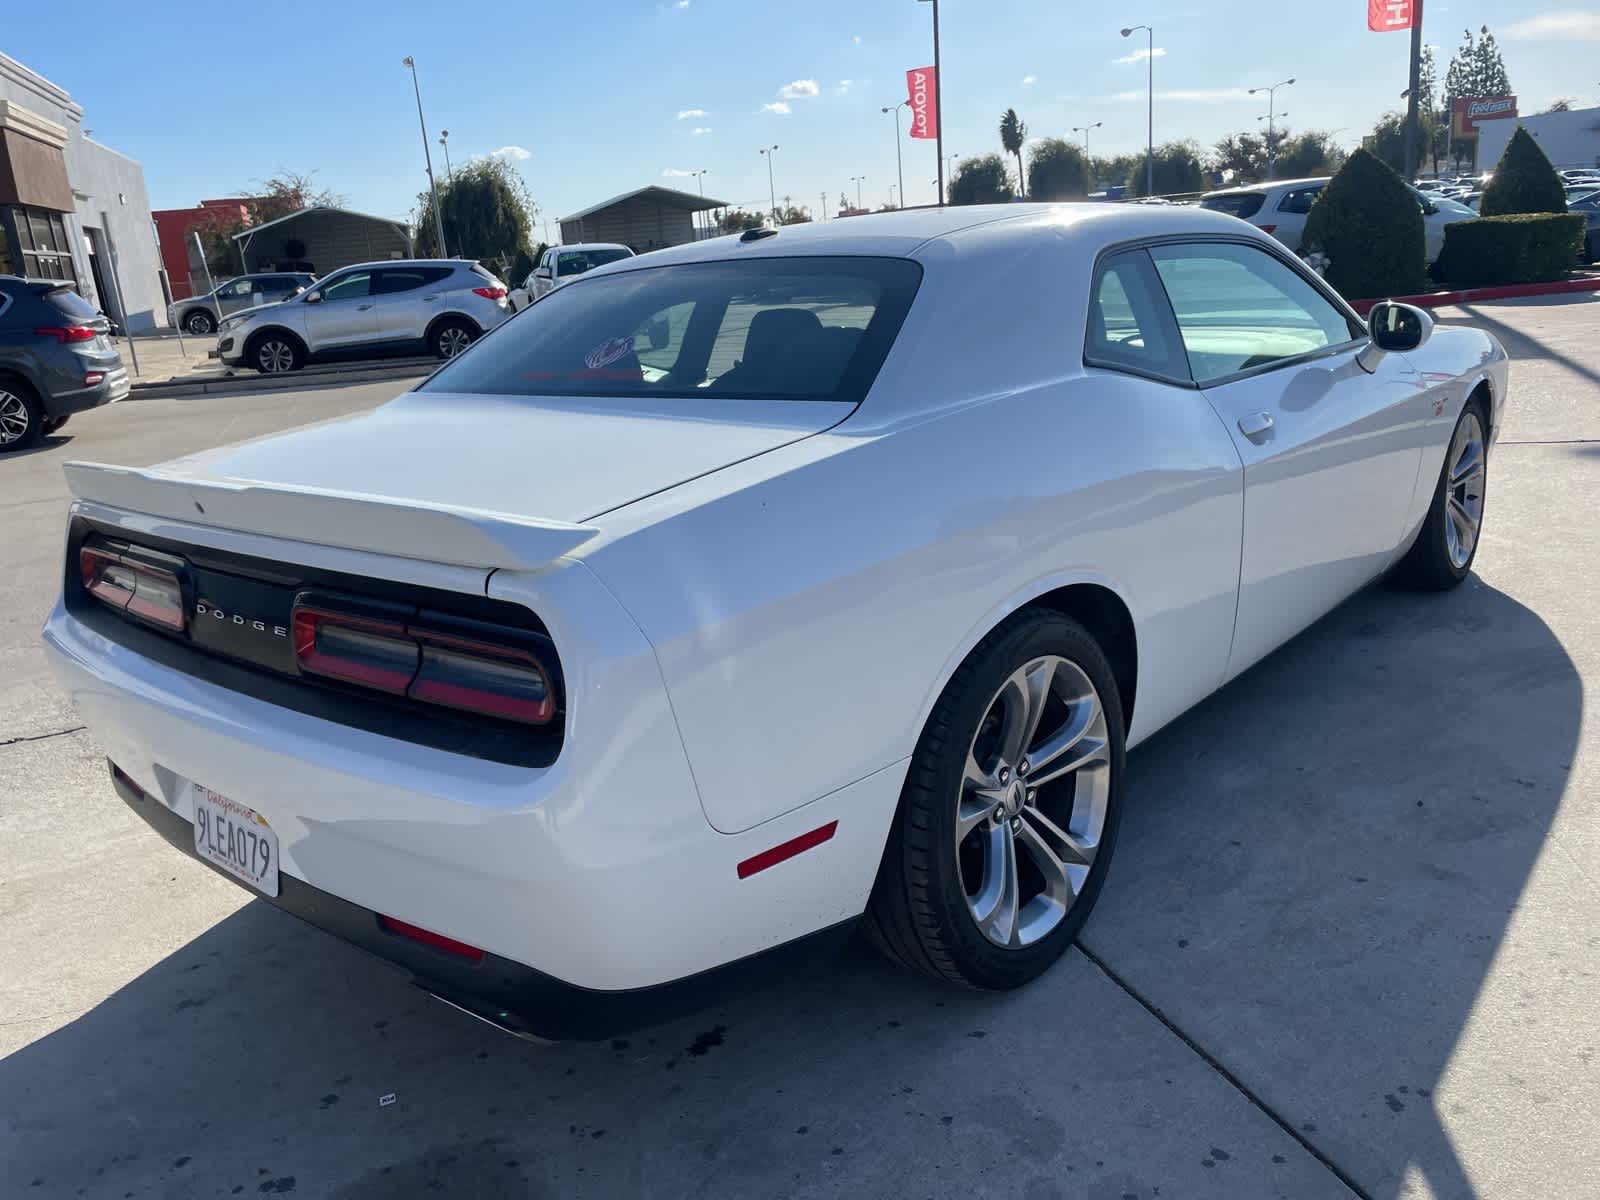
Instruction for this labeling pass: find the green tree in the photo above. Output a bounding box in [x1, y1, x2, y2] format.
[1444, 26, 1512, 99]
[1301, 147, 1427, 298]
[949, 154, 1016, 205]
[1089, 153, 1141, 191]
[1540, 98, 1575, 114]
[1480, 126, 1568, 215]
[1363, 112, 1408, 174]
[999, 109, 1028, 198]
[411, 155, 537, 262]
[194, 171, 344, 279]
[1027, 138, 1090, 200]
[1126, 141, 1204, 197]
[775, 202, 812, 224]
[717, 209, 764, 232]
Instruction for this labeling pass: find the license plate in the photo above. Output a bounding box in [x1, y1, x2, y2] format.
[192, 783, 279, 897]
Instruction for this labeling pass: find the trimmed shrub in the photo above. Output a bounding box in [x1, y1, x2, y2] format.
[949, 154, 1016, 205]
[1300, 147, 1427, 299]
[1480, 127, 1567, 217]
[1027, 138, 1090, 201]
[1432, 213, 1585, 285]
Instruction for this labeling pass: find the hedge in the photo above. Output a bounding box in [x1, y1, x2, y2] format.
[1301, 148, 1427, 300]
[1480, 127, 1567, 217]
[1432, 213, 1585, 286]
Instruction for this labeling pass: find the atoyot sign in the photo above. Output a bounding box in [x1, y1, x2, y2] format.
[1452, 96, 1518, 138]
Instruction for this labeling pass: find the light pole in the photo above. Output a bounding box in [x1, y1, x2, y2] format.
[1249, 78, 1294, 180]
[917, 0, 946, 205]
[690, 169, 708, 236]
[402, 56, 448, 257]
[759, 145, 779, 224]
[1120, 25, 1155, 196]
[889, 184, 898, 208]
[438, 130, 453, 181]
[1071, 121, 1103, 160]
[882, 101, 908, 210]
[850, 175, 867, 210]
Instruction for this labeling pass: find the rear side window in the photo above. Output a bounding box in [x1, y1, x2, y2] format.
[45, 287, 100, 323]
[422, 256, 923, 404]
[1277, 186, 1324, 215]
[1200, 193, 1266, 220]
[1084, 250, 1190, 385]
[557, 248, 632, 277]
[374, 267, 452, 295]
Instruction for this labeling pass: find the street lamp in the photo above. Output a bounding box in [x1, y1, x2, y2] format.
[438, 129, 453, 181]
[690, 169, 709, 236]
[402, 56, 447, 257]
[1071, 121, 1103, 159]
[850, 175, 867, 210]
[1120, 25, 1155, 196]
[882, 101, 909, 211]
[1248, 77, 1294, 180]
[759, 145, 779, 224]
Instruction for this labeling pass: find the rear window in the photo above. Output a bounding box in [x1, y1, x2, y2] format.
[422, 256, 923, 404]
[556, 248, 633, 277]
[45, 287, 100, 323]
[1200, 192, 1267, 220]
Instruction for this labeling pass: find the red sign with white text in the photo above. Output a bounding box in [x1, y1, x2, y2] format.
[907, 66, 938, 139]
[1367, 0, 1413, 31]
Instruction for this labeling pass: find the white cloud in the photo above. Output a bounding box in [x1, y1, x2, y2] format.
[837, 79, 853, 94]
[674, 0, 689, 8]
[692, 126, 711, 135]
[761, 101, 792, 115]
[1113, 46, 1167, 64]
[1022, 75, 1037, 85]
[1109, 87, 1250, 103]
[1503, 10, 1600, 39]
[778, 79, 820, 99]
[852, 35, 862, 45]
[662, 168, 696, 177]
[677, 108, 706, 119]
[490, 145, 531, 160]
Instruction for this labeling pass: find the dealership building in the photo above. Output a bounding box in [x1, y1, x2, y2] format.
[1476, 105, 1600, 172]
[0, 53, 166, 330]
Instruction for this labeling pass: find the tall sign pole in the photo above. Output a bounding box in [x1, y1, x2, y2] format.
[932, 0, 944, 203]
[1402, 0, 1425, 180]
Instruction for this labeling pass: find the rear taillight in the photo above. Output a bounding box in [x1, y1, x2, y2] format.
[378, 915, 485, 961]
[84, 371, 106, 386]
[471, 286, 507, 300]
[79, 545, 185, 631]
[36, 325, 97, 344]
[1257, 224, 1278, 234]
[291, 598, 556, 725]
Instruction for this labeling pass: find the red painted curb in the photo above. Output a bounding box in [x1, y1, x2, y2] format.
[1350, 275, 1600, 315]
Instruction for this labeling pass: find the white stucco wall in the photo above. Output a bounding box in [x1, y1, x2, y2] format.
[1476, 107, 1600, 173]
[0, 53, 167, 330]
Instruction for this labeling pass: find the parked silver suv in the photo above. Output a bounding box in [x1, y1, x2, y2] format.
[168, 273, 316, 335]
[216, 259, 509, 374]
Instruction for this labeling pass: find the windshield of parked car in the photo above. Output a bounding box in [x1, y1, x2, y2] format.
[1200, 193, 1266, 220]
[556, 248, 633, 277]
[422, 256, 923, 404]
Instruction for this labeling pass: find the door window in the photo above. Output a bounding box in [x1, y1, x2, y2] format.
[316, 271, 372, 302]
[1084, 250, 1190, 384]
[1149, 243, 1362, 383]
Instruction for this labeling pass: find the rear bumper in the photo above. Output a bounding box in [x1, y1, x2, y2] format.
[45, 369, 128, 417]
[108, 761, 854, 1041]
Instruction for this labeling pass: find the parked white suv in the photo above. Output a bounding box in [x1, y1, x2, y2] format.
[508, 244, 633, 312]
[216, 259, 509, 373]
[1200, 177, 1475, 265]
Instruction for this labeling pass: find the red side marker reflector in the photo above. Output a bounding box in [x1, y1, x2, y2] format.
[378, 915, 485, 962]
[736, 821, 839, 880]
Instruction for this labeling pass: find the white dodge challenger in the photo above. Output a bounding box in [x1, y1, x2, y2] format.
[43, 204, 1506, 1039]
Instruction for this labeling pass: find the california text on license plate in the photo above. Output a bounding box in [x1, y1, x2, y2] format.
[192, 783, 280, 897]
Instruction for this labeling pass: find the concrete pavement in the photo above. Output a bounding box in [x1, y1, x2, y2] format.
[2, 297, 1597, 1198]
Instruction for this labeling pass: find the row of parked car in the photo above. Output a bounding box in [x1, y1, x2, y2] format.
[161, 242, 638, 375]
[0, 274, 129, 452]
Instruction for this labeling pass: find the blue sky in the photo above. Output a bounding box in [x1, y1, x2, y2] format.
[10, 1, 1598, 231]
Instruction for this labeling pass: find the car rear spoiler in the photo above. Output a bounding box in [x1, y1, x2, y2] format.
[62, 461, 599, 572]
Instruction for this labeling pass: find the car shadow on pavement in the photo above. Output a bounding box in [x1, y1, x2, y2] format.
[0, 434, 73, 461]
[1084, 573, 1581, 1200]
[0, 578, 1577, 1199]
[1446, 297, 1600, 387]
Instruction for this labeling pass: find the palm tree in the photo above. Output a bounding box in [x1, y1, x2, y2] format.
[999, 108, 1027, 199]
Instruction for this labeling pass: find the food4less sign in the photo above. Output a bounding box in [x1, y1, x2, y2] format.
[1451, 96, 1518, 138]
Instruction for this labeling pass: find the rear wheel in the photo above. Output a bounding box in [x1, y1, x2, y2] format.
[864, 610, 1125, 989]
[184, 309, 216, 336]
[0, 379, 43, 452]
[1393, 398, 1488, 590]
[250, 332, 303, 374]
[432, 318, 477, 360]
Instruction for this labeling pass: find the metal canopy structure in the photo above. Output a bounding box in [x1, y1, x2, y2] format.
[232, 206, 411, 275]
[558, 186, 729, 251]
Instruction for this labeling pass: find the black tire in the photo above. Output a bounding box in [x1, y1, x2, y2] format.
[248, 331, 304, 374]
[1392, 395, 1490, 591]
[42, 414, 70, 435]
[0, 377, 44, 452]
[863, 609, 1126, 989]
[432, 317, 478, 360]
[183, 309, 216, 336]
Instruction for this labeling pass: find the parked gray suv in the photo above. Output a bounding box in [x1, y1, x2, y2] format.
[216, 259, 509, 373]
[0, 276, 128, 451]
[168, 273, 316, 335]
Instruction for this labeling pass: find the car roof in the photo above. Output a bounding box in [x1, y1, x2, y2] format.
[587, 203, 1263, 273]
[321, 258, 468, 272]
[557, 243, 632, 253]
[1202, 177, 1331, 199]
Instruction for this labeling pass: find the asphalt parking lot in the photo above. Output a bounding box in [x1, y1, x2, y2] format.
[3, 294, 1597, 1199]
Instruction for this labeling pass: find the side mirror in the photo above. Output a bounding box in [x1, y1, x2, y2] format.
[1368, 300, 1433, 353]
[303, 291, 322, 304]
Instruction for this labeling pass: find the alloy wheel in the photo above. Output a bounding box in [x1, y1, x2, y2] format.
[257, 340, 295, 373]
[1444, 411, 1486, 569]
[439, 326, 472, 358]
[0, 389, 31, 445]
[956, 655, 1112, 948]
[186, 312, 215, 335]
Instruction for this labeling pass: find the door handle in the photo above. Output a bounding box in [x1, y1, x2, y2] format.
[356, 304, 374, 311]
[1238, 411, 1274, 439]
[421, 294, 439, 301]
